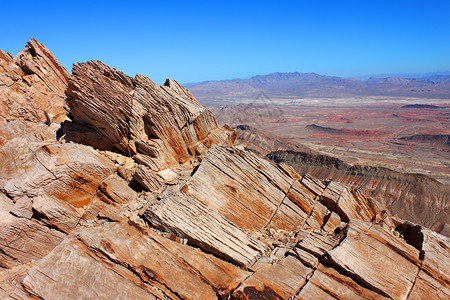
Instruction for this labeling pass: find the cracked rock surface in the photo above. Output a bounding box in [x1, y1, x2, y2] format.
[0, 40, 448, 300]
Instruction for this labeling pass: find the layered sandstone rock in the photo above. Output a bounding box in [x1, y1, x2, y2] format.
[144, 192, 268, 267]
[65, 60, 235, 169]
[0, 39, 69, 123]
[0, 40, 448, 300]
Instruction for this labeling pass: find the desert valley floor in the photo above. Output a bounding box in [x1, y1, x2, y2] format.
[210, 98, 450, 185]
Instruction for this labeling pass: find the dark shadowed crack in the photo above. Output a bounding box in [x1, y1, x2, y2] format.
[264, 179, 296, 229]
[406, 260, 423, 300]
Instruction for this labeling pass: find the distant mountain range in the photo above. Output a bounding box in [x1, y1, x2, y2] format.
[184, 71, 450, 100]
[355, 71, 450, 80]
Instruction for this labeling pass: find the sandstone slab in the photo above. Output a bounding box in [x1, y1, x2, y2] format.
[0, 139, 115, 207]
[144, 192, 268, 267]
[181, 145, 295, 231]
[233, 255, 312, 299]
[327, 219, 420, 299]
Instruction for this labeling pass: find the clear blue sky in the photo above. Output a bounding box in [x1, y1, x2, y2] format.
[1, 0, 449, 84]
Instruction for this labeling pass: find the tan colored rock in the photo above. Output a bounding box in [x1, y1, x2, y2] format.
[133, 164, 164, 192]
[266, 196, 311, 231]
[181, 145, 294, 231]
[408, 269, 450, 299]
[22, 237, 158, 300]
[0, 140, 115, 208]
[133, 153, 168, 172]
[327, 219, 421, 299]
[78, 194, 114, 223]
[31, 196, 81, 233]
[278, 162, 302, 180]
[164, 78, 198, 102]
[301, 173, 327, 195]
[295, 280, 335, 300]
[0, 210, 66, 269]
[298, 264, 389, 299]
[396, 223, 450, 298]
[9, 197, 33, 219]
[23, 222, 250, 299]
[233, 255, 313, 299]
[156, 168, 178, 184]
[282, 180, 328, 230]
[0, 39, 69, 123]
[101, 150, 137, 181]
[99, 174, 138, 204]
[0, 261, 35, 299]
[66, 60, 234, 169]
[0, 193, 13, 212]
[144, 192, 268, 267]
[420, 227, 450, 287]
[292, 247, 319, 268]
[321, 181, 379, 222]
[181, 145, 339, 233]
[82, 222, 251, 298]
[295, 229, 346, 258]
[0, 120, 58, 148]
[206, 125, 237, 147]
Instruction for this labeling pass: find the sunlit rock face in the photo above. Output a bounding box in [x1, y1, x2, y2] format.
[66, 60, 235, 168]
[0, 40, 448, 300]
[0, 39, 70, 123]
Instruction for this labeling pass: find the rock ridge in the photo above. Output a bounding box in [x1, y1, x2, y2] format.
[0, 40, 448, 300]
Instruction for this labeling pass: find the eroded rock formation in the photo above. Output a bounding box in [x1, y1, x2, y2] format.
[0, 40, 448, 299]
[65, 60, 235, 165]
[0, 39, 69, 123]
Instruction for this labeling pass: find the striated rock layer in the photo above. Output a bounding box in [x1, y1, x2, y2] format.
[0, 40, 448, 299]
[0, 39, 69, 123]
[65, 60, 235, 168]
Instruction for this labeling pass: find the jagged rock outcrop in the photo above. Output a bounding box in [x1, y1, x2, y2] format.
[65, 60, 235, 169]
[0, 39, 69, 123]
[0, 40, 448, 299]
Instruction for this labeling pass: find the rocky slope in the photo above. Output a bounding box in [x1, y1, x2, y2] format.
[0, 40, 448, 299]
[234, 125, 450, 235]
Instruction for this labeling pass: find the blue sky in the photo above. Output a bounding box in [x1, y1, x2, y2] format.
[1, 0, 449, 84]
